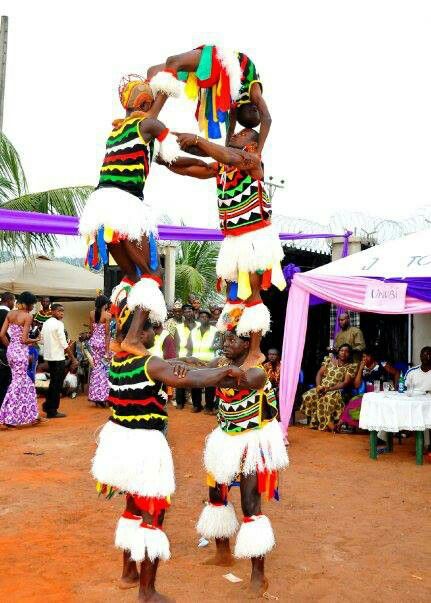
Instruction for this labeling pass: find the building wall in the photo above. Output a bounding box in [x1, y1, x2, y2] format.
[61, 301, 93, 341]
[412, 314, 431, 364]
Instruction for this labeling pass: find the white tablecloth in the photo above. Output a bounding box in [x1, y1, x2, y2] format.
[359, 391, 431, 432]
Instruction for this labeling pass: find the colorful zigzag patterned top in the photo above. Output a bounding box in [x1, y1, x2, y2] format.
[236, 52, 262, 106]
[108, 353, 167, 431]
[97, 117, 155, 199]
[216, 373, 278, 435]
[216, 163, 272, 236]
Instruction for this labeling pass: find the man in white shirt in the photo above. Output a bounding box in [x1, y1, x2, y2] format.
[405, 347, 431, 392]
[41, 303, 77, 418]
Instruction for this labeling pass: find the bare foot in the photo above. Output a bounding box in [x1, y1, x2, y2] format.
[118, 575, 139, 590]
[246, 575, 269, 599]
[240, 351, 266, 371]
[201, 552, 235, 567]
[138, 591, 174, 602]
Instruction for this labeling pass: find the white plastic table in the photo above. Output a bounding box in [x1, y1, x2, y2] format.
[359, 391, 431, 464]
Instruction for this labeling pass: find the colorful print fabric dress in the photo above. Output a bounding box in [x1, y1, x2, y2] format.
[88, 322, 109, 403]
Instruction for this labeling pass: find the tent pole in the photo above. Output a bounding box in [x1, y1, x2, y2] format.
[407, 314, 412, 366]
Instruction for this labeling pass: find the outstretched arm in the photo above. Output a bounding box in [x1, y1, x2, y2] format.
[147, 49, 201, 80]
[176, 133, 263, 179]
[157, 156, 217, 179]
[250, 84, 272, 155]
[139, 117, 168, 143]
[148, 356, 242, 388]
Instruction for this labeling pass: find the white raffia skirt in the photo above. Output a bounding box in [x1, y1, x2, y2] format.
[204, 419, 289, 485]
[91, 421, 175, 498]
[79, 187, 157, 241]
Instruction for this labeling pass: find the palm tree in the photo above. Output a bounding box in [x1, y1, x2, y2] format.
[0, 132, 92, 256]
[175, 239, 221, 305]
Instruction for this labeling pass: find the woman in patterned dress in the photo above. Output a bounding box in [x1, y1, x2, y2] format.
[88, 295, 111, 408]
[0, 291, 40, 427]
[300, 344, 357, 431]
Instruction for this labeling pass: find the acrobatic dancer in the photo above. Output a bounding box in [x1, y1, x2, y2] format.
[194, 328, 288, 596]
[162, 128, 286, 369]
[148, 45, 271, 153]
[79, 75, 181, 352]
[92, 301, 243, 601]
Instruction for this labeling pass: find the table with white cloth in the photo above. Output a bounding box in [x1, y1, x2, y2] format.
[359, 391, 431, 465]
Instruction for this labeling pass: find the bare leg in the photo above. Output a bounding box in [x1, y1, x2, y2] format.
[201, 485, 234, 567]
[240, 474, 268, 596]
[241, 272, 266, 371]
[123, 235, 161, 278]
[108, 241, 139, 284]
[137, 509, 172, 603]
[118, 496, 140, 589]
[165, 49, 202, 73]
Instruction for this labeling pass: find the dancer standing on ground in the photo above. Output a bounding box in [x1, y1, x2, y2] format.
[163, 128, 286, 369]
[148, 45, 271, 153]
[0, 292, 15, 408]
[92, 303, 243, 601]
[193, 329, 288, 596]
[79, 75, 181, 344]
[0, 292, 41, 427]
[88, 295, 111, 408]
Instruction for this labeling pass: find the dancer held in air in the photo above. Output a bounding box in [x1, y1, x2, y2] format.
[79, 75, 181, 345]
[148, 45, 271, 153]
[162, 128, 286, 369]
[92, 302, 243, 601]
[194, 328, 288, 596]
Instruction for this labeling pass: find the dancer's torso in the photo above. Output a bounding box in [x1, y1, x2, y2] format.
[108, 353, 167, 431]
[216, 164, 272, 236]
[97, 117, 155, 200]
[216, 367, 278, 434]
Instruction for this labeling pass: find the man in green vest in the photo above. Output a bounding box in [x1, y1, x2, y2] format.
[173, 304, 199, 409]
[187, 309, 218, 414]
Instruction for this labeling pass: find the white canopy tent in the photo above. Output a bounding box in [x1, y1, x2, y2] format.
[279, 229, 431, 430]
[0, 256, 103, 299]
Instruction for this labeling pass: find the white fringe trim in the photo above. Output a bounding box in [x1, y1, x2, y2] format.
[234, 515, 275, 559]
[154, 133, 181, 165]
[204, 419, 289, 486]
[216, 225, 284, 283]
[216, 302, 245, 333]
[150, 71, 183, 98]
[130, 525, 171, 562]
[115, 516, 142, 551]
[127, 278, 167, 323]
[236, 303, 270, 336]
[79, 187, 156, 241]
[196, 502, 239, 539]
[91, 421, 175, 497]
[215, 46, 243, 101]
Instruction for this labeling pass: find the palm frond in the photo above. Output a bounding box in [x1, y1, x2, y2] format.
[2, 186, 93, 215]
[0, 133, 27, 199]
[175, 239, 219, 305]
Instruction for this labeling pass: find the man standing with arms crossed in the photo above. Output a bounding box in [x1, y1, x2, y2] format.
[41, 304, 78, 418]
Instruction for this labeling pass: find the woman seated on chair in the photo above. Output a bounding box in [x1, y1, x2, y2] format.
[339, 348, 400, 431]
[300, 344, 357, 432]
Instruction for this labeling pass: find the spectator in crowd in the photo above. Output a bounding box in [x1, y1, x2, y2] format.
[0, 292, 15, 408]
[339, 348, 399, 430]
[149, 322, 176, 360]
[174, 304, 199, 409]
[41, 303, 78, 419]
[165, 300, 183, 337]
[0, 291, 40, 427]
[210, 306, 222, 325]
[187, 309, 218, 413]
[300, 344, 357, 431]
[334, 312, 365, 363]
[190, 295, 202, 320]
[34, 296, 52, 328]
[88, 295, 111, 408]
[405, 346, 431, 392]
[264, 348, 281, 400]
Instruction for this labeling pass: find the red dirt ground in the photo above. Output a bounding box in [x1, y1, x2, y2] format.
[0, 395, 429, 602]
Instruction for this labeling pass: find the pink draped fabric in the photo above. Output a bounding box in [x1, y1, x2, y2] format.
[279, 274, 431, 431]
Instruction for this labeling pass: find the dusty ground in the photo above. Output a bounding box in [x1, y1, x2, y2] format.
[0, 394, 429, 602]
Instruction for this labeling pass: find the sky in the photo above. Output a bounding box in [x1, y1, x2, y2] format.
[2, 0, 431, 256]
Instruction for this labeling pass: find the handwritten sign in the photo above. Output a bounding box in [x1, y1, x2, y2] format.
[364, 282, 407, 311]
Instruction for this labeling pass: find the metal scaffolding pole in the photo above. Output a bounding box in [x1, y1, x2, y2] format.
[0, 16, 8, 132]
